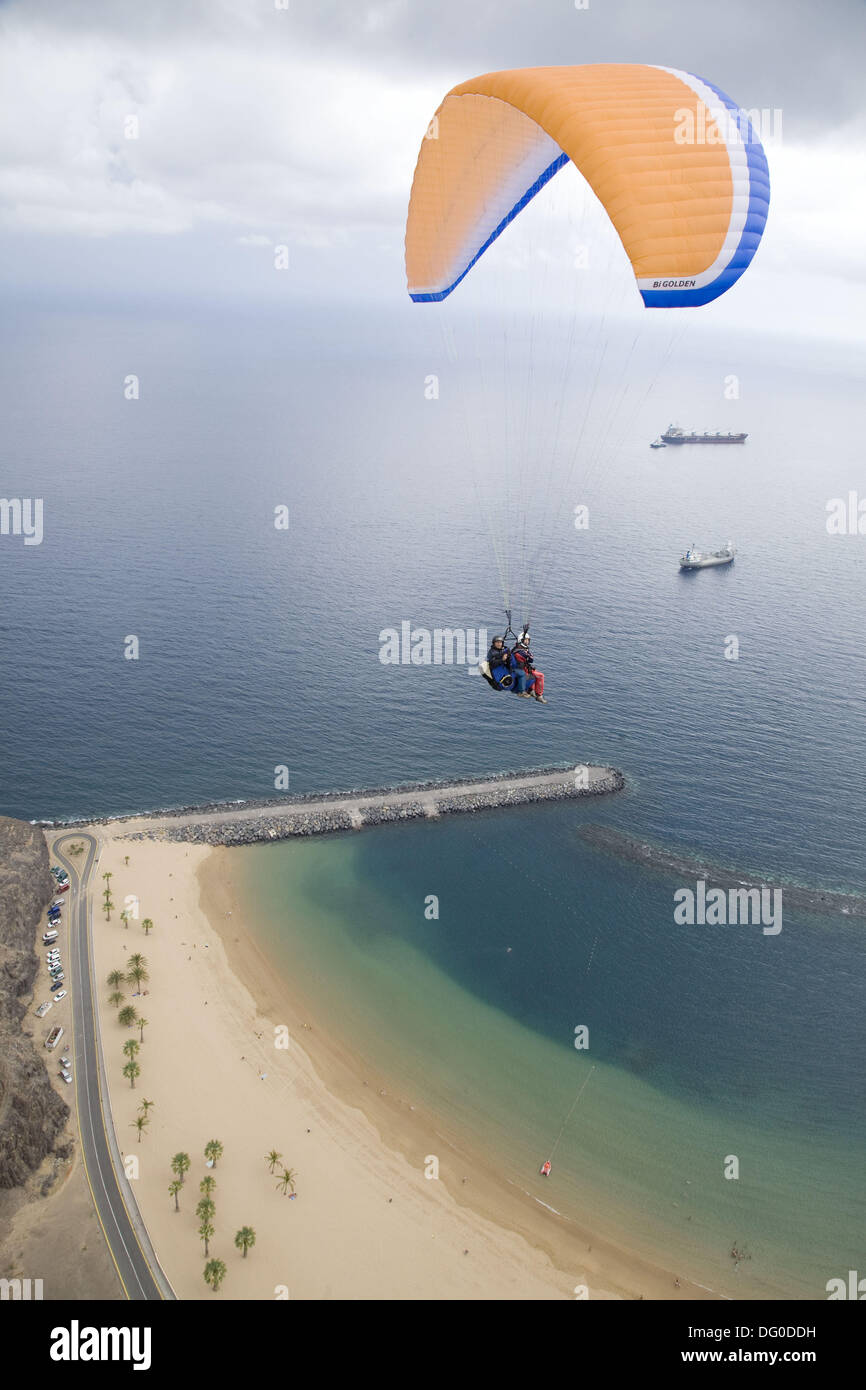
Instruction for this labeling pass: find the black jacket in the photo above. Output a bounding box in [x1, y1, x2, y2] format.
[487, 643, 510, 668]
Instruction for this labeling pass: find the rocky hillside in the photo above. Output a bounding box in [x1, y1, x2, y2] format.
[0, 818, 69, 1187]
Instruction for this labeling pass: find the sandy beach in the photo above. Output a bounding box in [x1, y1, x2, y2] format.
[86, 834, 713, 1300]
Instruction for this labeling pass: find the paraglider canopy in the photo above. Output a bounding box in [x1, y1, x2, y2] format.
[406, 64, 769, 309]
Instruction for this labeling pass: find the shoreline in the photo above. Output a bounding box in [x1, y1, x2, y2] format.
[87, 830, 717, 1300]
[201, 847, 721, 1301]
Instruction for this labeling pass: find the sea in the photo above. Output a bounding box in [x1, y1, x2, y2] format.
[2, 273, 865, 1298]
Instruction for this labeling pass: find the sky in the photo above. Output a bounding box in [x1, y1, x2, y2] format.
[0, 0, 864, 342]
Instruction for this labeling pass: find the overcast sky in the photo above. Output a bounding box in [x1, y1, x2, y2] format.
[0, 0, 864, 342]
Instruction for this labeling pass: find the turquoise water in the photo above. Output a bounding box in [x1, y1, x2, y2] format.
[242, 804, 866, 1300]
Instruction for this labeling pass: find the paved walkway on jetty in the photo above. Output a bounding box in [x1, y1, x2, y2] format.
[68, 764, 625, 847]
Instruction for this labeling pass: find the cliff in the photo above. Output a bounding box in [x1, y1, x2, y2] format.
[0, 818, 69, 1188]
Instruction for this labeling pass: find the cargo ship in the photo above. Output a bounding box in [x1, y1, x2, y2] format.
[679, 543, 735, 570]
[662, 423, 747, 444]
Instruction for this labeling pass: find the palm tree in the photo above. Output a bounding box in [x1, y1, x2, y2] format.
[142, 918, 154, 936]
[168, 1178, 182, 1212]
[107, 970, 125, 989]
[126, 954, 149, 988]
[234, 1227, 256, 1259]
[199, 1175, 216, 1198]
[132, 1114, 149, 1143]
[204, 1139, 223, 1168]
[118, 1005, 138, 1028]
[124, 855, 130, 866]
[196, 1195, 216, 1222]
[266, 1149, 283, 1173]
[108, 991, 124, 1009]
[102, 871, 113, 887]
[139, 1098, 155, 1118]
[275, 1166, 296, 1196]
[204, 1259, 226, 1293]
[123, 1059, 140, 1089]
[120, 910, 130, 930]
[199, 1220, 215, 1257]
[171, 1152, 191, 1184]
[137, 1017, 148, 1044]
[103, 894, 114, 922]
[123, 1039, 140, 1060]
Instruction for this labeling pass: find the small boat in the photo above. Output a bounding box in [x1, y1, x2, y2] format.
[540, 1160, 552, 1177]
[650, 436, 666, 448]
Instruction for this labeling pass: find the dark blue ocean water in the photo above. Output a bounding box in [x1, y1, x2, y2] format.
[2, 300, 864, 891]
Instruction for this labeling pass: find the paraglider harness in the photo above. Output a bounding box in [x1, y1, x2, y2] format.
[481, 610, 530, 692]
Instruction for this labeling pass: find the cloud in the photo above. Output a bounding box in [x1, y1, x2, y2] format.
[0, 16, 444, 240]
[0, 0, 863, 343]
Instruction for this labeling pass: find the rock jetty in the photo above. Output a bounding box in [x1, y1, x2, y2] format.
[61, 764, 625, 847]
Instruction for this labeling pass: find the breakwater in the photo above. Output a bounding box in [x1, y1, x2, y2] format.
[63, 764, 625, 846]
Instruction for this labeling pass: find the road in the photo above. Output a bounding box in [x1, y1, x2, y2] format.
[52, 832, 173, 1301]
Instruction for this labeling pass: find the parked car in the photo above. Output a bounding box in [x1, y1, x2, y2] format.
[53, 990, 67, 1002]
[42, 930, 59, 944]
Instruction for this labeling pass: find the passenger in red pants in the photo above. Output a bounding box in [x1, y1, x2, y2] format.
[510, 636, 546, 702]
